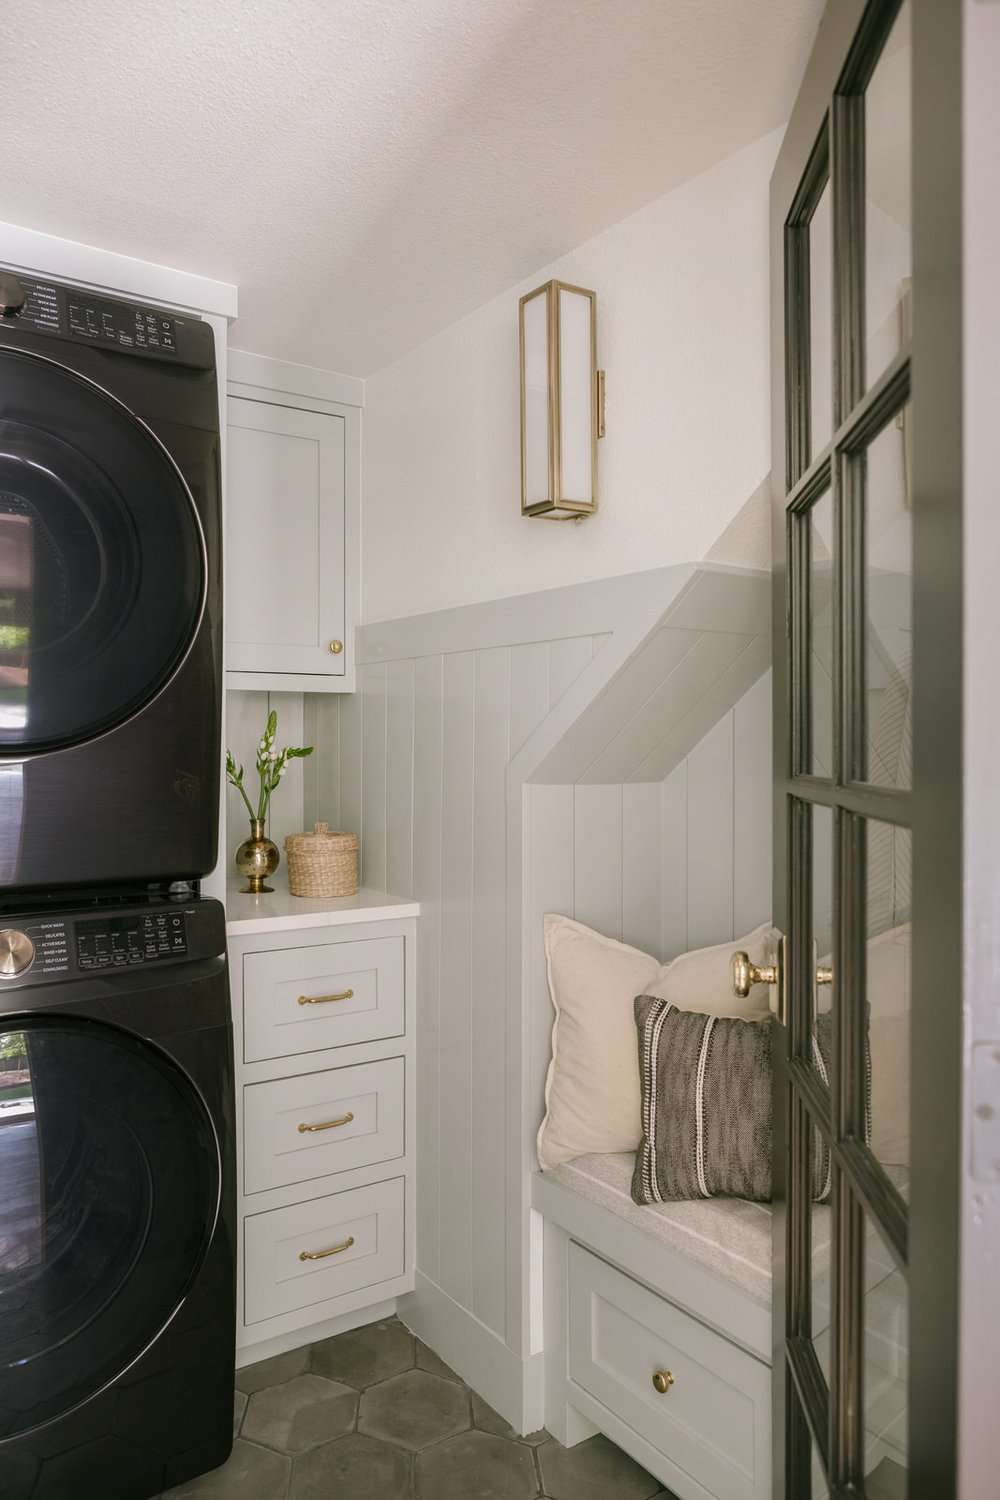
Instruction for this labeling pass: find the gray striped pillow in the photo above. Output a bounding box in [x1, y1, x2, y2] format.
[631, 997, 839, 1205]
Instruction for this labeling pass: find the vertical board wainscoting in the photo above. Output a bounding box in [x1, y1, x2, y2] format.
[329, 564, 771, 1430]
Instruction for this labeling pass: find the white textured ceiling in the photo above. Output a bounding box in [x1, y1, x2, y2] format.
[3, 0, 820, 375]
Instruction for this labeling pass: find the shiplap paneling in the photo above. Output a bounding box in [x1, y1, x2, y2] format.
[536, 675, 773, 969]
[386, 660, 415, 898]
[302, 694, 341, 831]
[684, 712, 735, 950]
[437, 651, 477, 1308]
[470, 647, 510, 1335]
[336, 581, 771, 1406]
[733, 671, 772, 935]
[573, 785, 623, 940]
[412, 655, 445, 1286]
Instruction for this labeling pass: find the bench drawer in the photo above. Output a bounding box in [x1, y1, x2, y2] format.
[569, 1243, 770, 1500]
[243, 936, 404, 1062]
[243, 1057, 405, 1195]
[244, 1177, 405, 1325]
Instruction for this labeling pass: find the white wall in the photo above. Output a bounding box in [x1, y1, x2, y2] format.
[361, 130, 781, 623]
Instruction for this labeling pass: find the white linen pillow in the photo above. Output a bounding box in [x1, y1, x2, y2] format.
[536, 914, 775, 1171]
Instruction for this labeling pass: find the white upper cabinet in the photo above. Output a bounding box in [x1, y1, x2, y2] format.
[225, 383, 359, 691]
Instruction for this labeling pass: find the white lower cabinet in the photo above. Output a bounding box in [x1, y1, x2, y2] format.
[245, 1177, 406, 1324]
[227, 906, 417, 1361]
[568, 1244, 771, 1500]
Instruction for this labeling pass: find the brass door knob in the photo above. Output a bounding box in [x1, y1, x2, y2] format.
[652, 1370, 675, 1394]
[731, 951, 778, 999]
[328, 639, 344, 655]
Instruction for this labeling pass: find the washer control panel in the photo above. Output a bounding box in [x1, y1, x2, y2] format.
[75, 911, 188, 972]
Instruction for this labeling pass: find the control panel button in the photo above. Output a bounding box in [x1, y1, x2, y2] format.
[0, 929, 34, 976]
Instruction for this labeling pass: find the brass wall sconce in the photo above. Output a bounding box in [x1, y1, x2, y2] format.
[519, 280, 605, 520]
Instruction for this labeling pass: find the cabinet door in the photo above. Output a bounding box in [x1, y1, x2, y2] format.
[226, 397, 345, 675]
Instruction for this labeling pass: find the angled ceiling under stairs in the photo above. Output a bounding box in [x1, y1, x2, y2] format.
[526, 563, 771, 786]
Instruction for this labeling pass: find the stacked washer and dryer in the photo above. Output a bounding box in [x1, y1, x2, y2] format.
[0, 268, 236, 1498]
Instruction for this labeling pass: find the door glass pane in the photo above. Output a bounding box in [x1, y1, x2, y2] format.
[809, 490, 835, 775]
[810, 1127, 834, 1378]
[866, 820, 911, 1184]
[864, 407, 912, 788]
[810, 181, 833, 458]
[812, 801, 834, 1085]
[865, 1, 912, 390]
[863, 1212, 909, 1485]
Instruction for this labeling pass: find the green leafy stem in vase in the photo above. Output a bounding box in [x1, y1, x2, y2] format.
[225, 709, 313, 825]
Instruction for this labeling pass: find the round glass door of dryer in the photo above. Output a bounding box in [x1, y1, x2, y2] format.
[0, 1014, 220, 1438]
[0, 347, 205, 753]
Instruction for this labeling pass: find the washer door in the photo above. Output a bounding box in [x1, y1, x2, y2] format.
[0, 348, 205, 753]
[0, 1015, 220, 1438]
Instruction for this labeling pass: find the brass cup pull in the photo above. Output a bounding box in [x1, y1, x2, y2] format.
[652, 1370, 675, 1395]
[731, 951, 778, 999]
[297, 1111, 355, 1134]
[329, 639, 344, 655]
[297, 988, 354, 1006]
[816, 965, 833, 986]
[299, 1235, 355, 1262]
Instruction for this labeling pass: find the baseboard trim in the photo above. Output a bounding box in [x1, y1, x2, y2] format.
[236, 1297, 398, 1368]
[398, 1272, 545, 1434]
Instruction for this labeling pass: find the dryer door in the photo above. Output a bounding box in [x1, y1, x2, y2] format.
[0, 1014, 220, 1438]
[0, 347, 206, 754]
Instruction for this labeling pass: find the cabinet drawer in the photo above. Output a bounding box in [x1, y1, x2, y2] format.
[245, 1177, 405, 1325]
[243, 936, 404, 1062]
[569, 1244, 770, 1500]
[243, 1057, 404, 1194]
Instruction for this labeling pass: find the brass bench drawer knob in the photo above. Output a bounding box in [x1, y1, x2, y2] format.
[652, 1370, 675, 1394]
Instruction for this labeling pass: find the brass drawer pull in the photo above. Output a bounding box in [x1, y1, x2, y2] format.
[652, 1370, 675, 1394]
[297, 1111, 354, 1134]
[299, 1235, 355, 1262]
[297, 988, 354, 1006]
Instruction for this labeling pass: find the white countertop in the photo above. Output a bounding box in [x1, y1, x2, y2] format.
[225, 873, 419, 935]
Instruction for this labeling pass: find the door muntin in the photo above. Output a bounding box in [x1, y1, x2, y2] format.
[0, 1013, 220, 1439]
[0, 347, 207, 755]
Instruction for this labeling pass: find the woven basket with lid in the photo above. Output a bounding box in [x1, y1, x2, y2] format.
[284, 823, 359, 898]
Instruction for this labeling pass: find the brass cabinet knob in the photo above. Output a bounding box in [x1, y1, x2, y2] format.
[731, 951, 778, 999]
[652, 1370, 675, 1395]
[328, 639, 344, 655]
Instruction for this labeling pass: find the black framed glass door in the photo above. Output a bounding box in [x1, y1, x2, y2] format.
[0, 1014, 219, 1438]
[768, 2, 940, 1495]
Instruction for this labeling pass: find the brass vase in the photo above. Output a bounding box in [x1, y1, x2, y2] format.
[236, 818, 279, 894]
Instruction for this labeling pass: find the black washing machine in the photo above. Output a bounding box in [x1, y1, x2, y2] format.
[0, 895, 235, 1499]
[0, 267, 222, 894]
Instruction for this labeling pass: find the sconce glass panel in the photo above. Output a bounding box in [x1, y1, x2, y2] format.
[519, 280, 598, 519]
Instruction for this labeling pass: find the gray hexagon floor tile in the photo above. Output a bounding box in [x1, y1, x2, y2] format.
[359, 1367, 471, 1451]
[415, 1429, 538, 1500]
[415, 1337, 461, 1383]
[242, 1372, 357, 1454]
[236, 1346, 310, 1396]
[310, 1316, 415, 1388]
[162, 1439, 291, 1499]
[290, 1432, 412, 1499]
[538, 1432, 661, 1500]
[470, 1389, 549, 1446]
